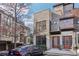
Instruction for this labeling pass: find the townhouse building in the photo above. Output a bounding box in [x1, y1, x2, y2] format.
[34, 3, 79, 53]
[50, 3, 79, 53]
[34, 10, 51, 49]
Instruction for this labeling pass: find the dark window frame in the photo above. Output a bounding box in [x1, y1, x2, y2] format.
[62, 35, 72, 49]
[52, 36, 60, 48]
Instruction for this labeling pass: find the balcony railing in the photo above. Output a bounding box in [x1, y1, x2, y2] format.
[60, 19, 74, 30]
[61, 11, 74, 19]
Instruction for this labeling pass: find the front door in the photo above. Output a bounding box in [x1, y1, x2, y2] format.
[36, 35, 46, 49]
[52, 36, 60, 48]
[62, 36, 72, 49]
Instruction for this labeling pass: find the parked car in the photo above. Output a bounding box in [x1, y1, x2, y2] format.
[26, 46, 43, 56]
[0, 51, 8, 56]
[8, 45, 43, 56]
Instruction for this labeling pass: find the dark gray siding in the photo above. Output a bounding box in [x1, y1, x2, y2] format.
[50, 13, 60, 32]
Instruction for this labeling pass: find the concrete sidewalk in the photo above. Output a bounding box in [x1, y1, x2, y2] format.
[44, 49, 77, 56]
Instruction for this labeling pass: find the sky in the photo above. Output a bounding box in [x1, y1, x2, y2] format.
[24, 3, 53, 30]
[24, 3, 79, 32]
[29, 3, 79, 15]
[30, 3, 53, 14]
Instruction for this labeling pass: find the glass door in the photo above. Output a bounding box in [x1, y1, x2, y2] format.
[62, 36, 72, 49]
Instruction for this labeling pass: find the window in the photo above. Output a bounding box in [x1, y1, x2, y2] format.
[65, 4, 73, 11]
[62, 36, 72, 49]
[60, 18, 74, 29]
[36, 35, 46, 46]
[42, 20, 46, 30]
[52, 36, 60, 48]
[36, 22, 40, 32]
[36, 20, 46, 32]
[36, 36, 41, 45]
[1, 14, 7, 36]
[78, 34, 79, 44]
[39, 22, 42, 31]
[55, 10, 63, 15]
[64, 4, 73, 14]
[54, 5, 63, 15]
[7, 17, 12, 27]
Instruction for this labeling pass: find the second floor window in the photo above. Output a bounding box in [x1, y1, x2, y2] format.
[41, 20, 46, 31]
[36, 20, 46, 32]
[60, 18, 74, 29]
[64, 4, 73, 14]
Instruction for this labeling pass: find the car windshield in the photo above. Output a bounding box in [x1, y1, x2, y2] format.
[15, 48, 21, 51]
[14, 45, 35, 52]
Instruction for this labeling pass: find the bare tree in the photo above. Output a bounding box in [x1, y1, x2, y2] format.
[14, 3, 31, 48]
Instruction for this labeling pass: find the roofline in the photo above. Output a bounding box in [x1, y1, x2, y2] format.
[53, 3, 64, 7]
[33, 9, 50, 15]
[53, 3, 74, 7]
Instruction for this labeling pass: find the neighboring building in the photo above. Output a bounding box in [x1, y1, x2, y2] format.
[0, 3, 30, 51]
[50, 3, 79, 54]
[25, 27, 32, 44]
[0, 3, 15, 17]
[59, 8, 79, 49]
[22, 26, 31, 44]
[0, 8, 15, 51]
[53, 3, 74, 16]
[14, 21, 31, 46]
[34, 10, 51, 49]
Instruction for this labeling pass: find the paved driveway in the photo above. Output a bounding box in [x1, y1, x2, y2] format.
[44, 49, 78, 56]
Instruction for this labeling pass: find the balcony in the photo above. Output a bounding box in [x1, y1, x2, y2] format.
[60, 19, 75, 30]
[61, 11, 74, 19]
[61, 9, 79, 19]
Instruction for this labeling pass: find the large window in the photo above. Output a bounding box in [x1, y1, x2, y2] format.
[41, 20, 46, 31]
[62, 36, 72, 49]
[54, 5, 63, 15]
[36, 22, 40, 32]
[52, 36, 60, 48]
[64, 4, 73, 14]
[36, 20, 46, 32]
[60, 18, 74, 29]
[51, 19, 60, 32]
[36, 35, 46, 46]
[1, 14, 13, 37]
